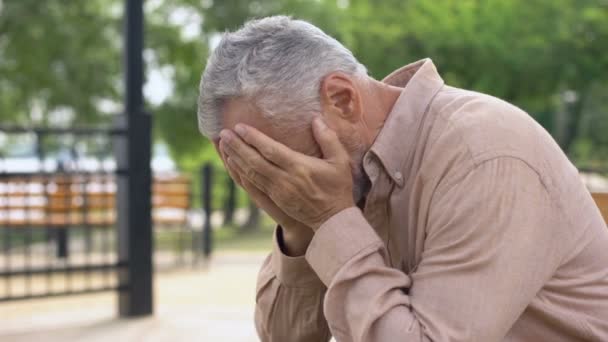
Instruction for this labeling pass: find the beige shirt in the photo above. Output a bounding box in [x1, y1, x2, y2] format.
[254, 59, 608, 342]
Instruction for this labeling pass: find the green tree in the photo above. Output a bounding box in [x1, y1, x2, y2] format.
[343, 0, 608, 155]
[0, 0, 121, 125]
[1, 0, 607, 171]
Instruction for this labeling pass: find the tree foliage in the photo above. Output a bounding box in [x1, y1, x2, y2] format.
[1, 0, 607, 169]
[0, 0, 121, 125]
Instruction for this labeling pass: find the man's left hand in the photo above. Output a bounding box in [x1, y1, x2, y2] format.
[219, 118, 355, 231]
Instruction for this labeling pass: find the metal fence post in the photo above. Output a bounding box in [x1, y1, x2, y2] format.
[116, 0, 153, 317]
[222, 178, 236, 226]
[201, 164, 213, 258]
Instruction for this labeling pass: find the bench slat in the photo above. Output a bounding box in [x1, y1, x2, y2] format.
[0, 174, 192, 227]
[592, 192, 608, 224]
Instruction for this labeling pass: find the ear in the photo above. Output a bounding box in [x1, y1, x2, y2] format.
[320, 72, 361, 123]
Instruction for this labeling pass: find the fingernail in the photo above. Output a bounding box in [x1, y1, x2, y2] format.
[234, 124, 246, 137]
[220, 129, 231, 142]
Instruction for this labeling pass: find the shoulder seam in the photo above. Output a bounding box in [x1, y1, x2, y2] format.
[474, 153, 550, 191]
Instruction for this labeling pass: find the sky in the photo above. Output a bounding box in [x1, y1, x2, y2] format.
[144, 2, 222, 106]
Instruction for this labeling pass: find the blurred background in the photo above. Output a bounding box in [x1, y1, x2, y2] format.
[0, 0, 607, 341]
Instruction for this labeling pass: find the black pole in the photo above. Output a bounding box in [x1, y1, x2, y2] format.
[201, 164, 213, 258]
[55, 162, 69, 259]
[116, 0, 153, 317]
[222, 177, 236, 226]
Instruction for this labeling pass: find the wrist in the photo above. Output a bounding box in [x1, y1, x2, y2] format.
[278, 225, 313, 257]
[312, 203, 355, 231]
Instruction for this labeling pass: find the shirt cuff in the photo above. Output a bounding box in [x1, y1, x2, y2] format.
[271, 226, 325, 287]
[305, 207, 383, 286]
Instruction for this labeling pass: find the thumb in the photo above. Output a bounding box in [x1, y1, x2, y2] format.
[312, 117, 347, 161]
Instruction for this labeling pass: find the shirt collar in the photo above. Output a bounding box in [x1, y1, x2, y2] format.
[365, 58, 445, 187]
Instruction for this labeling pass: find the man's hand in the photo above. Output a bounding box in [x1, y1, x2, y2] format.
[218, 141, 313, 256]
[219, 118, 355, 231]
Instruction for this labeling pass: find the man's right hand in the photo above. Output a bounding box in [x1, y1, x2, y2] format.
[218, 140, 313, 256]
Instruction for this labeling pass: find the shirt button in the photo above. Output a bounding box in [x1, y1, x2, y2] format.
[394, 171, 403, 181]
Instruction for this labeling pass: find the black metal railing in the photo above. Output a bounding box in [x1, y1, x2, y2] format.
[0, 0, 152, 316]
[0, 127, 128, 303]
[0, 128, 264, 308]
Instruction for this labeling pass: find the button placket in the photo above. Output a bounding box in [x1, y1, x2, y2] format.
[394, 171, 403, 182]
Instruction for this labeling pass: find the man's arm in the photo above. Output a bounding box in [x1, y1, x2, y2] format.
[221, 121, 567, 340]
[216, 135, 331, 341]
[255, 227, 331, 342]
[304, 157, 566, 341]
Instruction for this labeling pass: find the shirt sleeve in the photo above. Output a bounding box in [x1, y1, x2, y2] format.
[304, 157, 566, 342]
[254, 226, 332, 342]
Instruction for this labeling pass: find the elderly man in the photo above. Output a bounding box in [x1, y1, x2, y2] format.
[197, 16, 608, 342]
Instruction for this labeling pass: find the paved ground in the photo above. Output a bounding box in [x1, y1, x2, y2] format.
[0, 251, 268, 342]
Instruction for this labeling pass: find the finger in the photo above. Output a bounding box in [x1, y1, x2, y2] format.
[240, 177, 277, 215]
[212, 139, 221, 154]
[240, 176, 290, 225]
[218, 139, 227, 160]
[220, 130, 285, 178]
[226, 159, 243, 186]
[233, 124, 297, 169]
[230, 165, 271, 214]
[225, 152, 247, 180]
[228, 157, 275, 202]
[312, 117, 348, 162]
[218, 140, 230, 166]
[225, 145, 273, 192]
[219, 140, 242, 186]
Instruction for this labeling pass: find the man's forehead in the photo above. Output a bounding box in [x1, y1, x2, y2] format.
[221, 98, 319, 157]
[221, 98, 262, 131]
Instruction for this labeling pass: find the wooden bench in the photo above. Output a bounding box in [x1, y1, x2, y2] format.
[0, 173, 192, 257]
[152, 174, 192, 226]
[592, 192, 608, 224]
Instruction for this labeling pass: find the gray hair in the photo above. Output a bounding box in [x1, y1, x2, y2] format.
[197, 15, 367, 138]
